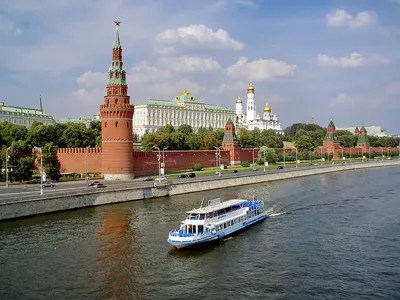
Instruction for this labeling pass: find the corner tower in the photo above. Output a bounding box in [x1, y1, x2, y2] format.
[100, 21, 135, 180]
[222, 118, 241, 165]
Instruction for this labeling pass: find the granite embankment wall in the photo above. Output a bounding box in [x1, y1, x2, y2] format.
[1, 161, 399, 221]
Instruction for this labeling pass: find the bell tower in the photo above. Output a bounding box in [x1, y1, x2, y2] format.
[100, 21, 135, 180]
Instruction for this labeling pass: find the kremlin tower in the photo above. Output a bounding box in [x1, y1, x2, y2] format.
[246, 83, 256, 124]
[100, 21, 135, 180]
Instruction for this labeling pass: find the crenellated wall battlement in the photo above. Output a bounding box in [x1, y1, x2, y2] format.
[57, 148, 102, 154]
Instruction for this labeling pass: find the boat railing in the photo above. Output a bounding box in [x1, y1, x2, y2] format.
[169, 229, 211, 238]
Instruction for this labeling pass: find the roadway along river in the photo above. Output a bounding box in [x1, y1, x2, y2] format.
[1, 167, 399, 299]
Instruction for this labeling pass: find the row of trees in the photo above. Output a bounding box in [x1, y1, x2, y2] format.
[0, 121, 101, 182]
[140, 124, 285, 151]
[285, 123, 400, 150]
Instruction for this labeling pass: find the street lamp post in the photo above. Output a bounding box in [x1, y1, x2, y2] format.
[350, 148, 352, 163]
[263, 148, 266, 172]
[341, 148, 344, 163]
[6, 146, 11, 187]
[295, 148, 298, 168]
[320, 148, 323, 165]
[309, 147, 314, 165]
[252, 148, 257, 169]
[283, 148, 286, 166]
[85, 145, 91, 183]
[34, 146, 43, 195]
[214, 146, 221, 176]
[162, 146, 169, 176]
[153, 146, 161, 181]
[362, 149, 364, 162]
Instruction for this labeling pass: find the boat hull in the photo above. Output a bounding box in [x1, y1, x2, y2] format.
[168, 214, 267, 250]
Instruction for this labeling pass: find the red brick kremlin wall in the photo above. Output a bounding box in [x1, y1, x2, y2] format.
[57, 149, 231, 176]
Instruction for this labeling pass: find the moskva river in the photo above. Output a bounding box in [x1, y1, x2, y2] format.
[1, 167, 400, 300]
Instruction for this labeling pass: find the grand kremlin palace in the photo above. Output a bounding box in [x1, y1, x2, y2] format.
[132, 88, 236, 139]
[0, 99, 55, 128]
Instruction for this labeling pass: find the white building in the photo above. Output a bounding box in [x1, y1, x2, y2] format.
[336, 125, 388, 137]
[235, 83, 283, 134]
[133, 88, 236, 139]
[58, 113, 101, 128]
[0, 97, 56, 128]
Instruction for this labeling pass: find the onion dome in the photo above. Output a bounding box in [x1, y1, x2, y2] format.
[263, 103, 272, 113]
[247, 83, 255, 93]
[236, 97, 242, 104]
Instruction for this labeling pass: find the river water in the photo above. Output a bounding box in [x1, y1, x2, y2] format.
[1, 167, 400, 300]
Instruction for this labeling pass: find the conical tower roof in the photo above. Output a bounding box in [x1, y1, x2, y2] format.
[113, 20, 121, 48]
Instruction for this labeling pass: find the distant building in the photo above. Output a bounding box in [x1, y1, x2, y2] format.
[58, 113, 101, 128]
[133, 88, 236, 139]
[336, 125, 388, 137]
[0, 96, 56, 128]
[235, 83, 283, 134]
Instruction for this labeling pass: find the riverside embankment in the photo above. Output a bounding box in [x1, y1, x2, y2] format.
[1, 160, 399, 221]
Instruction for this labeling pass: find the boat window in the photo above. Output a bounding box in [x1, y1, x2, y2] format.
[199, 214, 205, 220]
[198, 225, 204, 233]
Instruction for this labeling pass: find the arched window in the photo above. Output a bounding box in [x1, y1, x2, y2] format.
[116, 121, 118, 127]
[105, 122, 107, 128]
[115, 99, 118, 104]
[127, 122, 129, 128]
[107, 99, 109, 104]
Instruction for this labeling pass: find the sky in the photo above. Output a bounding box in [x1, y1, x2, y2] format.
[1, 0, 400, 133]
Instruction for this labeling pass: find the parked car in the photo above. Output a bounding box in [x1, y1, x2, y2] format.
[41, 181, 54, 188]
[156, 176, 167, 182]
[177, 174, 187, 178]
[142, 177, 154, 181]
[93, 183, 106, 188]
[187, 173, 196, 178]
[216, 171, 223, 175]
[277, 165, 284, 170]
[232, 170, 238, 174]
[88, 180, 101, 186]
[252, 168, 259, 171]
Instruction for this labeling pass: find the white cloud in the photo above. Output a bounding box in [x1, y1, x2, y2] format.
[76, 71, 106, 89]
[0, 15, 23, 36]
[326, 9, 377, 29]
[159, 56, 221, 73]
[154, 24, 244, 54]
[317, 53, 389, 68]
[329, 93, 355, 107]
[128, 61, 172, 84]
[226, 57, 297, 82]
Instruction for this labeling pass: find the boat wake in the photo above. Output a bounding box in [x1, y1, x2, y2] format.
[269, 212, 286, 217]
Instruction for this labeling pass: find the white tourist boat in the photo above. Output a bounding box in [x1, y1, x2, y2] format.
[168, 198, 267, 250]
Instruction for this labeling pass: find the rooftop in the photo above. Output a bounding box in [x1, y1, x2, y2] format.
[0, 102, 50, 116]
[187, 199, 247, 214]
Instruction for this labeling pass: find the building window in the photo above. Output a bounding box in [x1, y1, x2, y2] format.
[115, 99, 118, 104]
[116, 121, 118, 127]
[107, 99, 110, 104]
[105, 122, 107, 128]
[127, 122, 129, 128]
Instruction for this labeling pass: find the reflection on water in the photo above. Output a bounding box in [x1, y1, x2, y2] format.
[1, 167, 400, 300]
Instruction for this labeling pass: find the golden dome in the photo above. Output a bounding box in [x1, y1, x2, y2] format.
[180, 88, 190, 96]
[263, 103, 272, 113]
[236, 97, 242, 104]
[247, 82, 255, 93]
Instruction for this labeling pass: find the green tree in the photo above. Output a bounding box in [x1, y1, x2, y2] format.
[177, 124, 193, 136]
[42, 142, 61, 180]
[13, 157, 34, 183]
[185, 132, 202, 150]
[294, 135, 314, 151]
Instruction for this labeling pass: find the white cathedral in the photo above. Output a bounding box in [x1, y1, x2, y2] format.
[235, 83, 283, 134]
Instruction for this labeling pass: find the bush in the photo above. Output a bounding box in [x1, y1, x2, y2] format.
[241, 161, 250, 167]
[192, 163, 203, 171]
[223, 165, 228, 169]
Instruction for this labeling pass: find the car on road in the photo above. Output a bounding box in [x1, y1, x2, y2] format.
[156, 176, 167, 182]
[216, 171, 223, 175]
[93, 183, 106, 188]
[231, 170, 238, 174]
[277, 165, 284, 170]
[142, 177, 154, 181]
[177, 174, 187, 178]
[41, 181, 54, 188]
[187, 173, 196, 178]
[88, 181, 101, 186]
[252, 168, 259, 171]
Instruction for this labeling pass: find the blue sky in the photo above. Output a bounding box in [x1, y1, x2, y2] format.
[1, 0, 400, 133]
